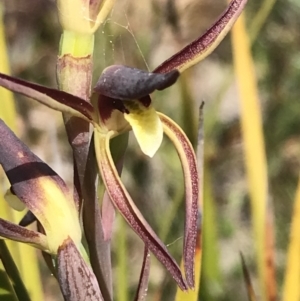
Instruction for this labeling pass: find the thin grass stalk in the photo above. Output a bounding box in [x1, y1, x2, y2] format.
[282, 176, 300, 301]
[229, 10, 271, 301]
[0, 261, 18, 301]
[249, 0, 278, 42]
[179, 71, 198, 147]
[0, 241, 31, 301]
[240, 253, 257, 301]
[0, 4, 43, 301]
[200, 164, 221, 299]
[210, 0, 277, 128]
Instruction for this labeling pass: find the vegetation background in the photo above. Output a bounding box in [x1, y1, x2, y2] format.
[1, 0, 300, 300]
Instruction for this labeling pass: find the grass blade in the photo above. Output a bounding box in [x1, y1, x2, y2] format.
[230, 9, 273, 301]
[282, 177, 300, 301]
[0, 263, 18, 301]
[240, 253, 257, 301]
[0, 241, 31, 301]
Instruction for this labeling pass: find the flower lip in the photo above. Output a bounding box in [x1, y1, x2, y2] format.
[94, 65, 180, 100]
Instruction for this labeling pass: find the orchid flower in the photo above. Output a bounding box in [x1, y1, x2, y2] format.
[0, 119, 104, 300]
[0, 0, 247, 291]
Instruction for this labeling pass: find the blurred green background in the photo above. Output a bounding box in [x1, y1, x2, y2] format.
[1, 0, 300, 300]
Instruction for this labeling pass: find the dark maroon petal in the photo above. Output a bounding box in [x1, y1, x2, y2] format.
[0, 218, 49, 251]
[154, 0, 248, 73]
[159, 113, 199, 288]
[94, 130, 188, 290]
[94, 65, 179, 100]
[134, 247, 151, 301]
[0, 72, 95, 121]
[57, 237, 104, 301]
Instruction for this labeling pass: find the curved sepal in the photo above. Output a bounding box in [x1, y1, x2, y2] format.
[154, 0, 248, 73]
[159, 113, 199, 288]
[0, 119, 81, 254]
[0, 72, 96, 123]
[0, 218, 49, 252]
[57, 237, 104, 301]
[94, 129, 188, 290]
[124, 99, 163, 158]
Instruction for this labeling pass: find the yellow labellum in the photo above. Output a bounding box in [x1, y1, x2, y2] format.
[124, 101, 163, 158]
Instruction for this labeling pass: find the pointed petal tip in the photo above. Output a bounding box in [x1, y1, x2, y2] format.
[154, 0, 248, 73]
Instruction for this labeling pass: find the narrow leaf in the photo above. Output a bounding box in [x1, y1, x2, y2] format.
[283, 177, 300, 301]
[230, 10, 268, 300]
[264, 200, 277, 301]
[0, 218, 49, 252]
[240, 253, 257, 301]
[57, 237, 104, 301]
[154, 0, 248, 74]
[0, 72, 96, 123]
[0, 240, 32, 301]
[94, 129, 187, 290]
[159, 112, 199, 288]
[0, 266, 18, 301]
[134, 247, 151, 301]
